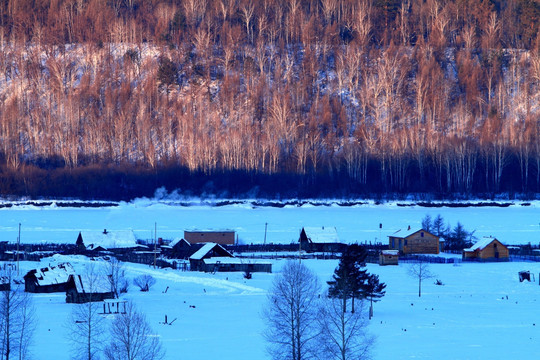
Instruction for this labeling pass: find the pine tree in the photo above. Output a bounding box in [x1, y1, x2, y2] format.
[328, 244, 367, 313]
[362, 274, 386, 319]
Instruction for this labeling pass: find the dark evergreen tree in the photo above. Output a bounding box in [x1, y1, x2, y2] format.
[362, 274, 386, 319]
[328, 244, 367, 313]
[421, 214, 433, 233]
[433, 214, 445, 237]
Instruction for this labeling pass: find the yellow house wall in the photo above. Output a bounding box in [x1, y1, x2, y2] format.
[478, 240, 509, 259]
[403, 232, 439, 254]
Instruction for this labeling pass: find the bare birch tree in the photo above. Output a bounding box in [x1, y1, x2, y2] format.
[318, 294, 374, 360]
[408, 261, 435, 298]
[103, 302, 165, 360]
[263, 261, 320, 360]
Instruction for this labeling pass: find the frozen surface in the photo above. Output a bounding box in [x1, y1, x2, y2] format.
[0, 199, 539, 246]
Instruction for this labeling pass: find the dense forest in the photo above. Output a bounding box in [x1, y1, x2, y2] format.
[0, 0, 539, 200]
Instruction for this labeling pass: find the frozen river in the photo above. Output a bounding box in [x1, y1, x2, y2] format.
[1, 199, 539, 246]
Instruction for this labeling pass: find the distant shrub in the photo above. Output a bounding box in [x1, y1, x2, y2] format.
[133, 275, 156, 292]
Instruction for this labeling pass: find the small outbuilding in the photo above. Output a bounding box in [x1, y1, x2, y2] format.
[299, 227, 343, 253]
[65, 274, 115, 303]
[162, 238, 192, 259]
[463, 238, 509, 262]
[388, 229, 440, 255]
[379, 250, 399, 266]
[0, 276, 10, 291]
[24, 263, 75, 293]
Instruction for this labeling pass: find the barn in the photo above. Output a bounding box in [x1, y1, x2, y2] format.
[189, 242, 272, 273]
[184, 230, 236, 245]
[162, 238, 192, 259]
[24, 263, 75, 293]
[299, 227, 343, 253]
[463, 238, 509, 262]
[388, 229, 440, 255]
[65, 274, 115, 303]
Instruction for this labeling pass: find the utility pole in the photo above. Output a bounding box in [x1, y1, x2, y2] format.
[153, 222, 157, 269]
[17, 223, 21, 276]
[263, 222, 268, 245]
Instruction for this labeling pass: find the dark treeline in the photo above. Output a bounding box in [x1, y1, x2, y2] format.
[0, 0, 540, 199]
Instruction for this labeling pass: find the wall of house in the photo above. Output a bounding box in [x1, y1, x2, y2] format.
[403, 232, 439, 254]
[478, 241, 509, 260]
[184, 231, 235, 245]
[379, 254, 398, 266]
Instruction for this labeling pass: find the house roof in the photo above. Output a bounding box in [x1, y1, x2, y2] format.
[80, 230, 138, 250]
[189, 243, 233, 260]
[302, 227, 339, 243]
[169, 238, 191, 248]
[464, 238, 504, 252]
[69, 274, 112, 294]
[25, 263, 75, 285]
[389, 229, 438, 240]
[381, 250, 399, 256]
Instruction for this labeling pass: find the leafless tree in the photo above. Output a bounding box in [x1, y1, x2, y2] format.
[0, 268, 35, 360]
[105, 257, 127, 298]
[67, 267, 106, 360]
[263, 261, 321, 360]
[408, 261, 435, 298]
[103, 302, 165, 360]
[318, 294, 374, 360]
[133, 275, 156, 292]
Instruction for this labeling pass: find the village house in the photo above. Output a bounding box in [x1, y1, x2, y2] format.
[184, 230, 236, 245]
[463, 238, 509, 262]
[161, 238, 192, 259]
[388, 229, 440, 255]
[77, 229, 144, 253]
[379, 250, 399, 266]
[24, 263, 75, 293]
[0, 276, 10, 291]
[65, 274, 115, 303]
[189, 242, 272, 273]
[299, 226, 344, 253]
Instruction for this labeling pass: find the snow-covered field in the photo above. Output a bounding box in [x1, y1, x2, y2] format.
[21, 255, 540, 359]
[1, 199, 539, 246]
[2, 199, 540, 359]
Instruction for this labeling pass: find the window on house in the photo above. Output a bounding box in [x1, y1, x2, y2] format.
[421, 232, 424, 237]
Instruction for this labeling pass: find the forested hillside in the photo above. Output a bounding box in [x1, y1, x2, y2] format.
[0, 0, 539, 199]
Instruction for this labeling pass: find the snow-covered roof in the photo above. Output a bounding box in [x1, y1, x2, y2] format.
[203, 257, 272, 265]
[169, 238, 190, 248]
[382, 250, 399, 256]
[70, 274, 112, 294]
[302, 227, 339, 243]
[81, 230, 138, 250]
[26, 263, 75, 285]
[189, 243, 233, 260]
[464, 238, 503, 252]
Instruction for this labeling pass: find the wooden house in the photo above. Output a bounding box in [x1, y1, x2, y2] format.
[463, 238, 509, 262]
[189, 243, 234, 271]
[24, 263, 75, 293]
[65, 274, 115, 303]
[379, 250, 399, 266]
[388, 229, 440, 255]
[77, 229, 143, 253]
[299, 227, 344, 253]
[162, 238, 192, 259]
[184, 230, 235, 245]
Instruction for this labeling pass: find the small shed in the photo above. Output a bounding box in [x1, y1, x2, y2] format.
[65, 274, 115, 303]
[299, 227, 343, 253]
[379, 250, 399, 266]
[0, 276, 10, 291]
[463, 238, 509, 262]
[24, 263, 75, 293]
[189, 243, 234, 271]
[184, 230, 235, 245]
